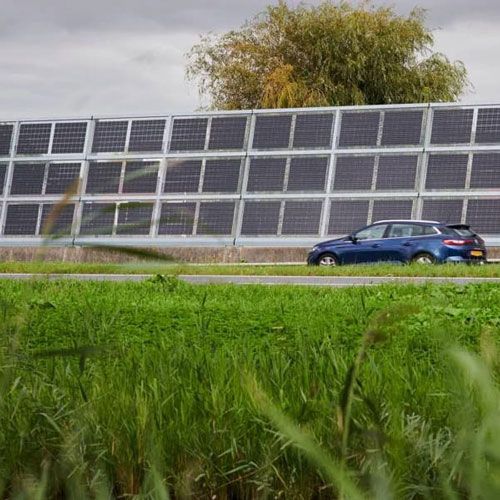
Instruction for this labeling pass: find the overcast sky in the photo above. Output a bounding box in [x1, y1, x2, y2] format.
[1, 0, 499, 119]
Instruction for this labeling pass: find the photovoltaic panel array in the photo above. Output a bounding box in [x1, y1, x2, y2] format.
[0, 103, 499, 243]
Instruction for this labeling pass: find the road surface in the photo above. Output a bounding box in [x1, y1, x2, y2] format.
[0, 273, 499, 286]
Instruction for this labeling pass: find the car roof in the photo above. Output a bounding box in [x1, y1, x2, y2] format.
[372, 219, 440, 225]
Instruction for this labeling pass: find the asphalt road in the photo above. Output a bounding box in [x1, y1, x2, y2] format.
[0, 273, 499, 286]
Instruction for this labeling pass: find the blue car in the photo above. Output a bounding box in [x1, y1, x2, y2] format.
[307, 220, 487, 266]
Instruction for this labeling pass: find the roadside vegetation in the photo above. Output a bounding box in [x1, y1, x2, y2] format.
[0, 261, 499, 277]
[1, 279, 500, 497]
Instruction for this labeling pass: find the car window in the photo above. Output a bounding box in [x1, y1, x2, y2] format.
[387, 224, 426, 238]
[422, 225, 438, 235]
[354, 224, 387, 240]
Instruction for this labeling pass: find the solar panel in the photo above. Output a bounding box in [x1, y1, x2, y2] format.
[164, 160, 201, 193]
[421, 199, 463, 223]
[16, 123, 52, 155]
[241, 201, 281, 235]
[470, 153, 500, 189]
[208, 116, 247, 150]
[80, 203, 116, 235]
[475, 108, 500, 144]
[91, 121, 128, 153]
[197, 202, 235, 235]
[372, 199, 413, 221]
[431, 109, 473, 144]
[381, 110, 423, 146]
[376, 155, 418, 190]
[10, 163, 45, 195]
[158, 202, 196, 235]
[0, 163, 6, 194]
[293, 113, 334, 148]
[328, 200, 370, 234]
[333, 156, 374, 190]
[338, 112, 380, 147]
[281, 201, 322, 235]
[425, 154, 468, 189]
[252, 115, 292, 149]
[45, 163, 81, 194]
[466, 199, 500, 233]
[40, 203, 75, 236]
[202, 159, 241, 193]
[0, 124, 13, 156]
[4, 204, 39, 235]
[86, 162, 122, 194]
[169, 118, 208, 151]
[51, 122, 87, 154]
[128, 120, 166, 152]
[122, 161, 159, 194]
[247, 158, 286, 192]
[287, 157, 328, 192]
[116, 203, 154, 235]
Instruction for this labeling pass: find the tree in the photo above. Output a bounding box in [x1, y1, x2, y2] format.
[186, 1, 469, 109]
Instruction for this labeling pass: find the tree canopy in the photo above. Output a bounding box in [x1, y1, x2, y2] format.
[186, 1, 469, 109]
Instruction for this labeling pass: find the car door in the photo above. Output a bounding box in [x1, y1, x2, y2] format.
[342, 224, 389, 264]
[383, 223, 424, 262]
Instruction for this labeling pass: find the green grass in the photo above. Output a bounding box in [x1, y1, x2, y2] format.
[1, 279, 500, 498]
[1, 260, 500, 277]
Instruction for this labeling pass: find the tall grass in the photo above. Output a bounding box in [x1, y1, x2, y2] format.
[0, 280, 499, 498]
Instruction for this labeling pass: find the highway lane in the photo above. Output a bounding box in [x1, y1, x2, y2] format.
[0, 273, 499, 286]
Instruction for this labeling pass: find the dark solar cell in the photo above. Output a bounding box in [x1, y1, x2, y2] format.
[381, 110, 423, 146]
[45, 163, 81, 194]
[208, 116, 247, 150]
[431, 109, 473, 144]
[4, 204, 39, 235]
[122, 161, 159, 193]
[338, 112, 380, 147]
[169, 118, 208, 151]
[116, 203, 154, 235]
[40, 203, 75, 236]
[164, 160, 201, 193]
[333, 156, 374, 190]
[475, 108, 500, 143]
[86, 162, 122, 194]
[16, 123, 52, 155]
[466, 199, 500, 233]
[328, 200, 370, 234]
[158, 203, 196, 235]
[10, 163, 45, 195]
[287, 157, 328, 192]
[128, 120, 166, 152]
[80, 203, 116, 235]
[51, 122, 87, 154]
[252, 115, 292, 149]
[376, 155, 418, 190]
[421, 199, 463, 224]
[0, 124, 13, 156]
[425, 154, 468, 189]
[91, 121, 128, 153]
[247, 157, 286, 192]
[241, 201, 281, 235]
[470, 153, 500, 189]
[372, 199, 413, 222]
[0, 163, 6, 195]
[282, 201, 323, 235]
[293, 113, 334, 148]
[197, 202, 235, 235]
[202, 159, 241, 193]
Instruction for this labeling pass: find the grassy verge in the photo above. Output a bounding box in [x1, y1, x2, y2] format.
[1, 279, 500, 497]
[0, 260, 500, 277]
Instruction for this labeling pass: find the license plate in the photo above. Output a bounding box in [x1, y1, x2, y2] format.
[471, 250, 483, 257]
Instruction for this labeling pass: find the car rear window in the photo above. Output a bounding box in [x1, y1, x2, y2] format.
[445, 225, 476, 237]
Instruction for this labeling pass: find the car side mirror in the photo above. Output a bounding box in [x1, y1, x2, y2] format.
[348, 234, 358, 244]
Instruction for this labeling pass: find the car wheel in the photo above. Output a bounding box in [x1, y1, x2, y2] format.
[411, 253, 436, 265]
[318, 253, 339, 266]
